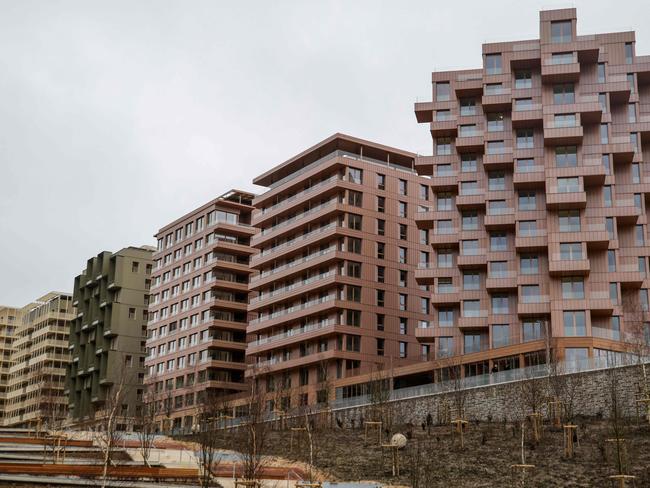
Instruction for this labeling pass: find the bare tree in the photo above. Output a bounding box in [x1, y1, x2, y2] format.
[235, 367, 269, 482]
[37, 374, 68, 463]
[194, 391, 228, 488]
[136, 390, 158, 468]
[367, 364, 392, 430]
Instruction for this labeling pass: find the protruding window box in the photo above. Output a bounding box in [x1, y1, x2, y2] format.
[512, 103, 543, 127]
[517, 295, 550, 316]
[485, 272, 517, 290]
[544, 124, 583, 145]
[549, 256, 590, 276]
[515, 229, 548, 250]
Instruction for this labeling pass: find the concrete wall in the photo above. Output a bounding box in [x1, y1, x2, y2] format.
[333, 363, 649, 427]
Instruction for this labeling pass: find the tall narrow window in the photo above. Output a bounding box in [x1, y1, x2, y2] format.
[551, 20, 572, 43]
[436, 82, 450, 102]
[625, 42, 634, 64]
[485, 53, 502, 75]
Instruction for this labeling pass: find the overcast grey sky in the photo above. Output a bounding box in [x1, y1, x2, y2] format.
[0, 0, 647, 305]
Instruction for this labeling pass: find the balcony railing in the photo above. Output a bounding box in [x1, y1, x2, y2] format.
[261, 175, 342, 215]
[249, 295, 336, 325]
[250, 270, 337, 304]
[260, 199, 338, 236]
[257, 223, 337, 258]
[249, 246, 337, 283]
[249, 319, 337, 347]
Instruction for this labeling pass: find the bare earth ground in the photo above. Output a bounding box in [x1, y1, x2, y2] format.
[257, 418, 650, 487]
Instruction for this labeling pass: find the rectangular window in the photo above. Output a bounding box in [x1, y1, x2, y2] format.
[518, 191, 536, 211]
[376, 289, 384, 307]
[555, 146, 577, 167]
[348, 167, 362, 184]
[514, 98, 534, 112]
[490, 233, 507, 251]
[625, 42, 634, 64]
[462, 300, 481, 317]
[377, 174, 385, 190]
[460, 98, 476, 116]
[436, 82, 450, 101]
[463, 272, 480, 290]
[561, 277, 584, 299]
[493, 324, 510, 347]
[551, 52, 574, 65]
[563, 311, 586, 336]
[377, 219, 385, 236]
[520, 254, 539, 274]
[492, 295, 509, 314]
[597, 63, 606, 83]
[376, 242, 384, 259]
[516, 129, 534, 149]
[377, 265, 385, 283]
[488, 172, 505, 191]
[398, 179, 408, 196]
[559, 210, 580, 232]
[485, 53, 502, 75]
[462, 211, 478, 231]
[553, 83, 574, 104]
[628, 103, 637, 123]
[560, 243, 582, 260]
[436, 110, 451, 121]
[437, 193, 452, 211]
[438, 309, 454, 327]
[461, 154, 477, 172]
[557, 177, 579, 193]
[420, 184, 429, 201]
[523, 319, 543, 342]
[487, 113, 504, 132]
[515, 70, 532, 89]
[348, 213, 362, 230]
[551, 20, 572, 43]
[600, 124, 609, 144]
[554, 113, 576, 127]
[398, 201, 407, 218]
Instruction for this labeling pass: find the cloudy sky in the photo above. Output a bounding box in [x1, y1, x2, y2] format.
[0, 0, 647, 305]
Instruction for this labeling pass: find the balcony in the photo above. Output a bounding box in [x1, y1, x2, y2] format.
[455, 130, 485, 153]
[431, 287, 461, 305]
[486, 271, 517, 290]
[457, 249, 487, 268]
[511, 103, 543, 127]
[251, 222, 338, 266]
[414, 207, 435, 229]
[414, 101, 435, 123]
[513, 165, 545, 188]
[415, 263, 453, 284]
[544, 122, 583, 145]
[484, 207, 515, 229]
[517, 295, 551, 316]
[456, 189, 486, 208]
[455, 72, 483, 96]
[429, 117, 458, 137]
[605, 74, 632, 104]
[415, 326, 436, 342]
[606, 135, 636, 164]
[543, 94, 601, 123]
[618, 264, 645, 288]
[429, 170, 458, 190]
[458, 310, 489, 329]
[546, 186, 586, 209]
[549, 255, 590, 276]
[588, 291, 614, 316]
[481, 87, 512, 111]
[515, 229, 548, 250]
[541, 55, 580, 83]
[608, 199, 642, 225]
[483, 147, 514, 169]
[248, 270, 337, 311]
[430, 228, 459, 247]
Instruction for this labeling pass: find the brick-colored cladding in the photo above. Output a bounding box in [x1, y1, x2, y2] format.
[248, 134, 433, 407]
[408, 8, 650, 378]
[145, 190, 256, 432]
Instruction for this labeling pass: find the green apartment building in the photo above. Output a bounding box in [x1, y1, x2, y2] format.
[66, 246, 154, 430]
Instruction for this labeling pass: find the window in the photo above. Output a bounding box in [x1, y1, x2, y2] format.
[608, 250, 617, 272]
[420, 229, 429, 245]
[398, 247, 407, 264]
[486, 140, 505, 155]
[628, 103, 637, 123]
[462, 300, 481, 317]
[462, 211, 478, 230]
[460, 98, 476, 116]
[399, 317, 408, 335]
[437, 276, 452, 292]
[348, 167, 362, 184]
[636, 225, 645, 246]
[399, 342, 407, 359]
[459, 124, 478, 137]
[514, 98, 534, 112]
[436, 110, 451, 121]
[520, 254, 539, 274]
[349, 190, 362, 207]
[628, 73, 635, 93]
[132, 261, 139, 273]
[490, 233, 507, 251]
[516, 158, 536, 173]
[560, 243, 582, 260]
[420, 297, 429, 314]
[555, 146, 577, 167]
[376, 338, 385, 357]
[600, 124, 609, 144]
[551, 52, 574, 65]
[377, 219, 385, 236]
[559, 210, 580, 232]
[553, 84, 574, 104]
[487, 113, 504, 132]
[461, 154, 477, 173]
[438, 249, 453, 268]
[436, 82, 450, 101]
[521, 285, 540, 302]
[398, 179, 408, 196]
[437, 219, 453, 234]
[463, 272, 480, 290]
[398, 201, 407, 218]
[632, 163, 641, 184]
[128, 308, 136, 319]
[493, 324, 510, 347]
[348, 214, 362, 230]
[515, 70, 532, 89]
[488, 172, 505, 191]
[376, 242, 385, 259]
[563, 311, 586, 336]
[554, 113, 576, 127]
[597, 63, 606, 83]
[610, 283, 619, 305]
[437, 164, 453, 176]
[602, 154, 611, 175]
[376, 314, 385, 331]
[462, 239, 479, 255]
[557, 177, 579, 193]
[399, 293, 407, 311]
[420, 250, 429, 265]
[551, 20, 572, 43]
[561, 277, 584, 299]
[625, 42, 634, 64]
[377, 265, 385, 283]
[635, 193, 643, 210]
[606, 217, 615, 240]
[641, 289, 650, 312]
[461, 180, 478, 195]
[399, 270, 408, 287]
[420, 184, 429, 201]
[438, 309, 454, 327]
[464, 334, 483, 354]
[485, 53, 502, 75]
[376, 289, 385, 307]
[490, 261, 508, 277]
[523, 319, 543, 342]
[348, 237, 362, 254]
[377, 196, 385, 213]
[377, 174, 386, 190]
[603, 186, 613, 207]
[437, 193, 452, 211]
[438, 337, 454, 358]
[399, 224, 407, 240]
[516, 129, 534, 149]
[347, 261, 361, 278]
[639, 257, 647, 276]
[518, 191, 536, 211]
[492, 295, 509, 314]
[519, 220, 537, 237]
[598, 93, 607, 113]
[484, 83, 503, 95]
